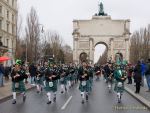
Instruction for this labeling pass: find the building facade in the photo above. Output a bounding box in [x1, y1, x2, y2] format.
[72, 3, 130, 64]
[0, 0, 17, 65]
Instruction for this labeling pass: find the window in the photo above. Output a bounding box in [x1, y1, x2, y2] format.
[12, 40, 13, 48]
[0, 20, 2, 29]
[0, 36, 2, 47]
[7, 10, 9, 20]
[12, 14, 14, 22]
[7, 23, 9, 32]
[6, 39, 9, 47]
[0, 6, 2, 14]
[12, 0, 14, 6]
[12, 24, 14, 34]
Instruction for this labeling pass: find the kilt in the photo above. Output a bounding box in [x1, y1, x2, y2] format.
[79, 80, 90, 92]
[60, 77, 67, 85]
[89, 77, 93, 85]
[67, 74, 71, 81]
[45, 80, 57, 92]
[12, 81, 26, 92]
[35, 77, 44, 85]
[114, 80, 124, 93]
[70, 74, 75, 81]
[89, 77, 93, 91]
[74, 73, 78, 80]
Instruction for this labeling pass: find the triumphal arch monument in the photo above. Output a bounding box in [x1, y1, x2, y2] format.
[72, 2, 130, 64]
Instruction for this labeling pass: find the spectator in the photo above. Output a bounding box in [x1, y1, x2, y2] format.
[127, 64, 133, 84]
[134, 61, 142, 94]
[4, 66, 11, 81]
[29, 63, 37, 85]
[145, 59, 150, 92]
[141, 59, 146, 87]
[0, 63, 5, 87]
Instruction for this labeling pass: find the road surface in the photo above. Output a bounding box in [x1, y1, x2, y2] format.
[0, 79, 149, 113]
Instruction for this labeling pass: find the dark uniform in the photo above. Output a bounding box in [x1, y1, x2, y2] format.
[11, 60, 27, 104]
[78, 66, 90, 104]
[59, 66, 68, 93]
[45, 66, 59, 104]
[35, 66, 45, 93]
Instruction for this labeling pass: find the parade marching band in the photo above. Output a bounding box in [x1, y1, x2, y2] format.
[10, 53, 128, 105]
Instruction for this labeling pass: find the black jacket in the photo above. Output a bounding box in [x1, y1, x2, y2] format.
[134, 64, 142, 83]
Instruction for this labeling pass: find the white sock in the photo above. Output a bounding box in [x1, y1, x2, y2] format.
[81, 92, 84, 99]
[68, 81, 71, 87]
[21, 92, 26, 96]
[13, 92, 16, 100]
[117, 93, 120, 97]
[43, 81, 46, 87]
[37, 85, 40, 91]
[61, 85, 65, 92]
[47, 92, 51, 101]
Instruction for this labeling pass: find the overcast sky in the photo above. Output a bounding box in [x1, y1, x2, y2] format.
[19, 0, 150, 63]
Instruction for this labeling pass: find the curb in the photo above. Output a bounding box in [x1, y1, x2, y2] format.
[0, 86, 35, 104]
[125, 87, 150, 109]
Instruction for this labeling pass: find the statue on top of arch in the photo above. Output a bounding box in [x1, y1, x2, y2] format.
[95, 1, 108, 16]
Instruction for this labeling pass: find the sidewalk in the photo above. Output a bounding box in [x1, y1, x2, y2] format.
[0, 80, 35, 103]
[125, 81, 150, 109]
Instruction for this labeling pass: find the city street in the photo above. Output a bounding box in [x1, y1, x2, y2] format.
[0, 80, 149, 113]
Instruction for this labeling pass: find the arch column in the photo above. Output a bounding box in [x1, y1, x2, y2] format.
[73, 35, 78, 64]
[125, 38, 129, 61]
[89, 38, 93, 64]
[110, 38, 114, 61]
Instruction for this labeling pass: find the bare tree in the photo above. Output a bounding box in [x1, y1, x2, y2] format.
[63, 45, 73, 63]
[97, 49, 107, 65]
[25, 7, 41, 63]
[15, 10, 23, 59]
[41, 30, 73, 64]
[130, 25, 150, 64]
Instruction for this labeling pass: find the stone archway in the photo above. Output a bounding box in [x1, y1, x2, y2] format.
[72, 15, 130, 64]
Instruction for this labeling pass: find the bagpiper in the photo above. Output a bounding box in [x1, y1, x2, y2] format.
[114, 53, 127, 103]
[35, 64, 45, 93]
[78, 62, 90, 104]
[68, 64, 76, 88]
[59, 65, 68, 93]
[44, 64, 59, 104]
[11, 60, 27, 104]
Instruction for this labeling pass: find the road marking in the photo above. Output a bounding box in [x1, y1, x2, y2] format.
[61, 96, 72, 110]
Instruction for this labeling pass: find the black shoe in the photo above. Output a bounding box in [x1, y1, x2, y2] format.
[53, 97, 56, 102]
[47, 101, 51, 104]
[81, 100, 84, 104]
[12, 100, 16, 104]
[65, 87, 67, 91]
[41, 87, 43, 92]
[86, 95, 88, 101]
[61, 91, 64, 94]
[118, 100, 121, 103]
[23, 95, 26, 102]
[37, 91, 40, 93]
